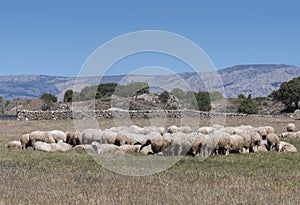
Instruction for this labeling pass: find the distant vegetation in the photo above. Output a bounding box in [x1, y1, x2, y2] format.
[40, 93, 58, 111]
[269, 76, 300, 112]
[237, 94, 259, 114]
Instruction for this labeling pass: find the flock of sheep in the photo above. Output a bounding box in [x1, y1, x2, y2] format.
[6, 123, 298, 156]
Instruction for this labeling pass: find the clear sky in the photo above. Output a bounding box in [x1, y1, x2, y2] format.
[0, 0, 299, 77]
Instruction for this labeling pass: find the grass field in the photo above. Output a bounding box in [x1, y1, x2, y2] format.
[0, 116, 299, 204]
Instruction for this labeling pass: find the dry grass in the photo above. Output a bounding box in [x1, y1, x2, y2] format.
[0, 116, 300, 204]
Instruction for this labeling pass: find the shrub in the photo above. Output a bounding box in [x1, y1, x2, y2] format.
[269, 77, 300, 112]
[63, 89, 73, 103]
[238, 94, 259, 114]
[158, 91, 170, 104]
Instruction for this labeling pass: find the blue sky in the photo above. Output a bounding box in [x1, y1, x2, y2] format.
[0, 0, 299, 76]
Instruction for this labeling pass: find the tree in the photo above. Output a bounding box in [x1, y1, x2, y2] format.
[238, 94, 259, 114]
[64, 89, 74, 103]
[195, 91, 211, 111]
[269, 77, 300, 112]
[209, 91, 223, 101]
[158, 91, 170, 103]
[0, 96, 2, 104]
[40, 93, 57, 110]
[171, 88, 185, 100]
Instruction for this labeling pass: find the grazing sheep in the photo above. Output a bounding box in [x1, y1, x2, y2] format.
[147, 135, 171, 154]
[265, 126, 275, 134]
[143, 126, 166, 135]
[115, 131, 141, 146]
[66, 131, 82, 147]
[287, 123, 296, 132]
[139, 143, 154, 155]
[119, 144, 142, 154]
[256, 140, 268, 152]
[255, 127, 268, 139]
[178, 126, 193, 134]
[91, 142, 123, 155]
[224, 127, 236, 135]
[20, 134, 30, 149]
[278, 141, 297, 153]
[249, 132, 262, 152]
[295, 131, 300, 138]
[81, 129, 102, 144]
[167, 125, 179, 134]
[46, 130, 66, 142]
[6, 141, 22, 149]
[197, 126, 214, 135]
[190, 133, 208, 156]
[266, 133, 280, 151]
[214, 133, 231, 155]
[229, 134, 244, 153]
[28, 131, 55, 147]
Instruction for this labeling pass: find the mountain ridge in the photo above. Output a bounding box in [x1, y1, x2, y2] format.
[0, 64, 299, 101]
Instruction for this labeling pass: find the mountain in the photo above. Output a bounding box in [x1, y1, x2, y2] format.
[0, 64, 300, 101]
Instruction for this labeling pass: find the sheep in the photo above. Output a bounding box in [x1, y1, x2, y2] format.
[139, 143, 154, 155]
[265, 126, 275, 134]
[33, 141, 53, 152]
[167, 125, 179, 134]
[197, 126, 214, 135]
[256, 140, 268, 152]
[287, 123, 296, 132]
[142, 126, 166, 135]
[190, 133, 208, 157]
[249, 132, 262, 152]
[280, 132, 295, 138]
[214, 132, 231, 155]
[277, 141, 297, 153]
[254, 127, 268, 139]
[229, 134, 244, 153]
[51, 140, 73, 152]
[265, 133, 280, 151]
[6, 140, 22, 149]
[295, 131, 300, 138]
[115, 131, 142, 146]
[145, 135, 171, 154]
[73, 144, 94, 152]
[119, 144, 142, 154]
[20, 134, 30, 149]
[28, 131, 55, 147]
[224, 127, 236, 135]
[46, 130, 67, 142]
[66, 131, 82, 147]
[91, 142, 123, 155]
[81, 129, 102, 144]
[178, 126, 193, 134]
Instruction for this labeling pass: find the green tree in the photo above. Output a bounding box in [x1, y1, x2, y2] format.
[0, 96, 2, 104]
[238, 94, 259, 114]
[209, 91, 223, 101]
[96, 83, 118, 99]
[171, 88, 185, 100]
[63, 89, 74, 103]
[158, 91, 170, 103]
[269, 77, 300, 111]
[40, 93, 57, 110]
[195, 91, 211, 111]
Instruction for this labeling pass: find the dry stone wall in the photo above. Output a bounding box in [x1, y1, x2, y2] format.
[17, 109, 250, 120]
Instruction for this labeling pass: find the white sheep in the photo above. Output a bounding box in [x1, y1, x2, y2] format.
[229, 134, 244, 153]
[178, 126, 193, 134]
[277, 141, 297, 153]
[51, 140, 73, 152]
[287, 123, 296, 132]
[280, 132, 296, 138]
[73, 144, 93, 152]
[29, 131, 55, 146]
[20, 134, 30, 149]
[6, 140, 22, 149]
[256, 140, 268, 152]
[91, 142, 123, 155]
[119, 144, 142, 154]
[266, 133, 280, 151]
[33, 141, 53, 152]
[167, 125, 179, 134]
[46, 130, 67, 142]
[197, 126, 214, 135]
[214, 132, 231, 155]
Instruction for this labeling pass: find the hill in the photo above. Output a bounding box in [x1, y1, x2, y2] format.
[0, 64, 299, 101]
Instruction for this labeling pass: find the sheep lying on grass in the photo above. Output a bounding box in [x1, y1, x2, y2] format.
[278, 141, 297, 153]
[6, 141, 22, 149]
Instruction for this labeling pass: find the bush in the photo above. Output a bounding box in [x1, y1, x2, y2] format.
[269, 77, 300, 112]
[63, 89, 73, 103]
[158, 91, 170, 104]
[195, 92, 211, 111]
[171, 88, 185, 100]
[238, 94, 259, 114]
[40, 93, 57, 110]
